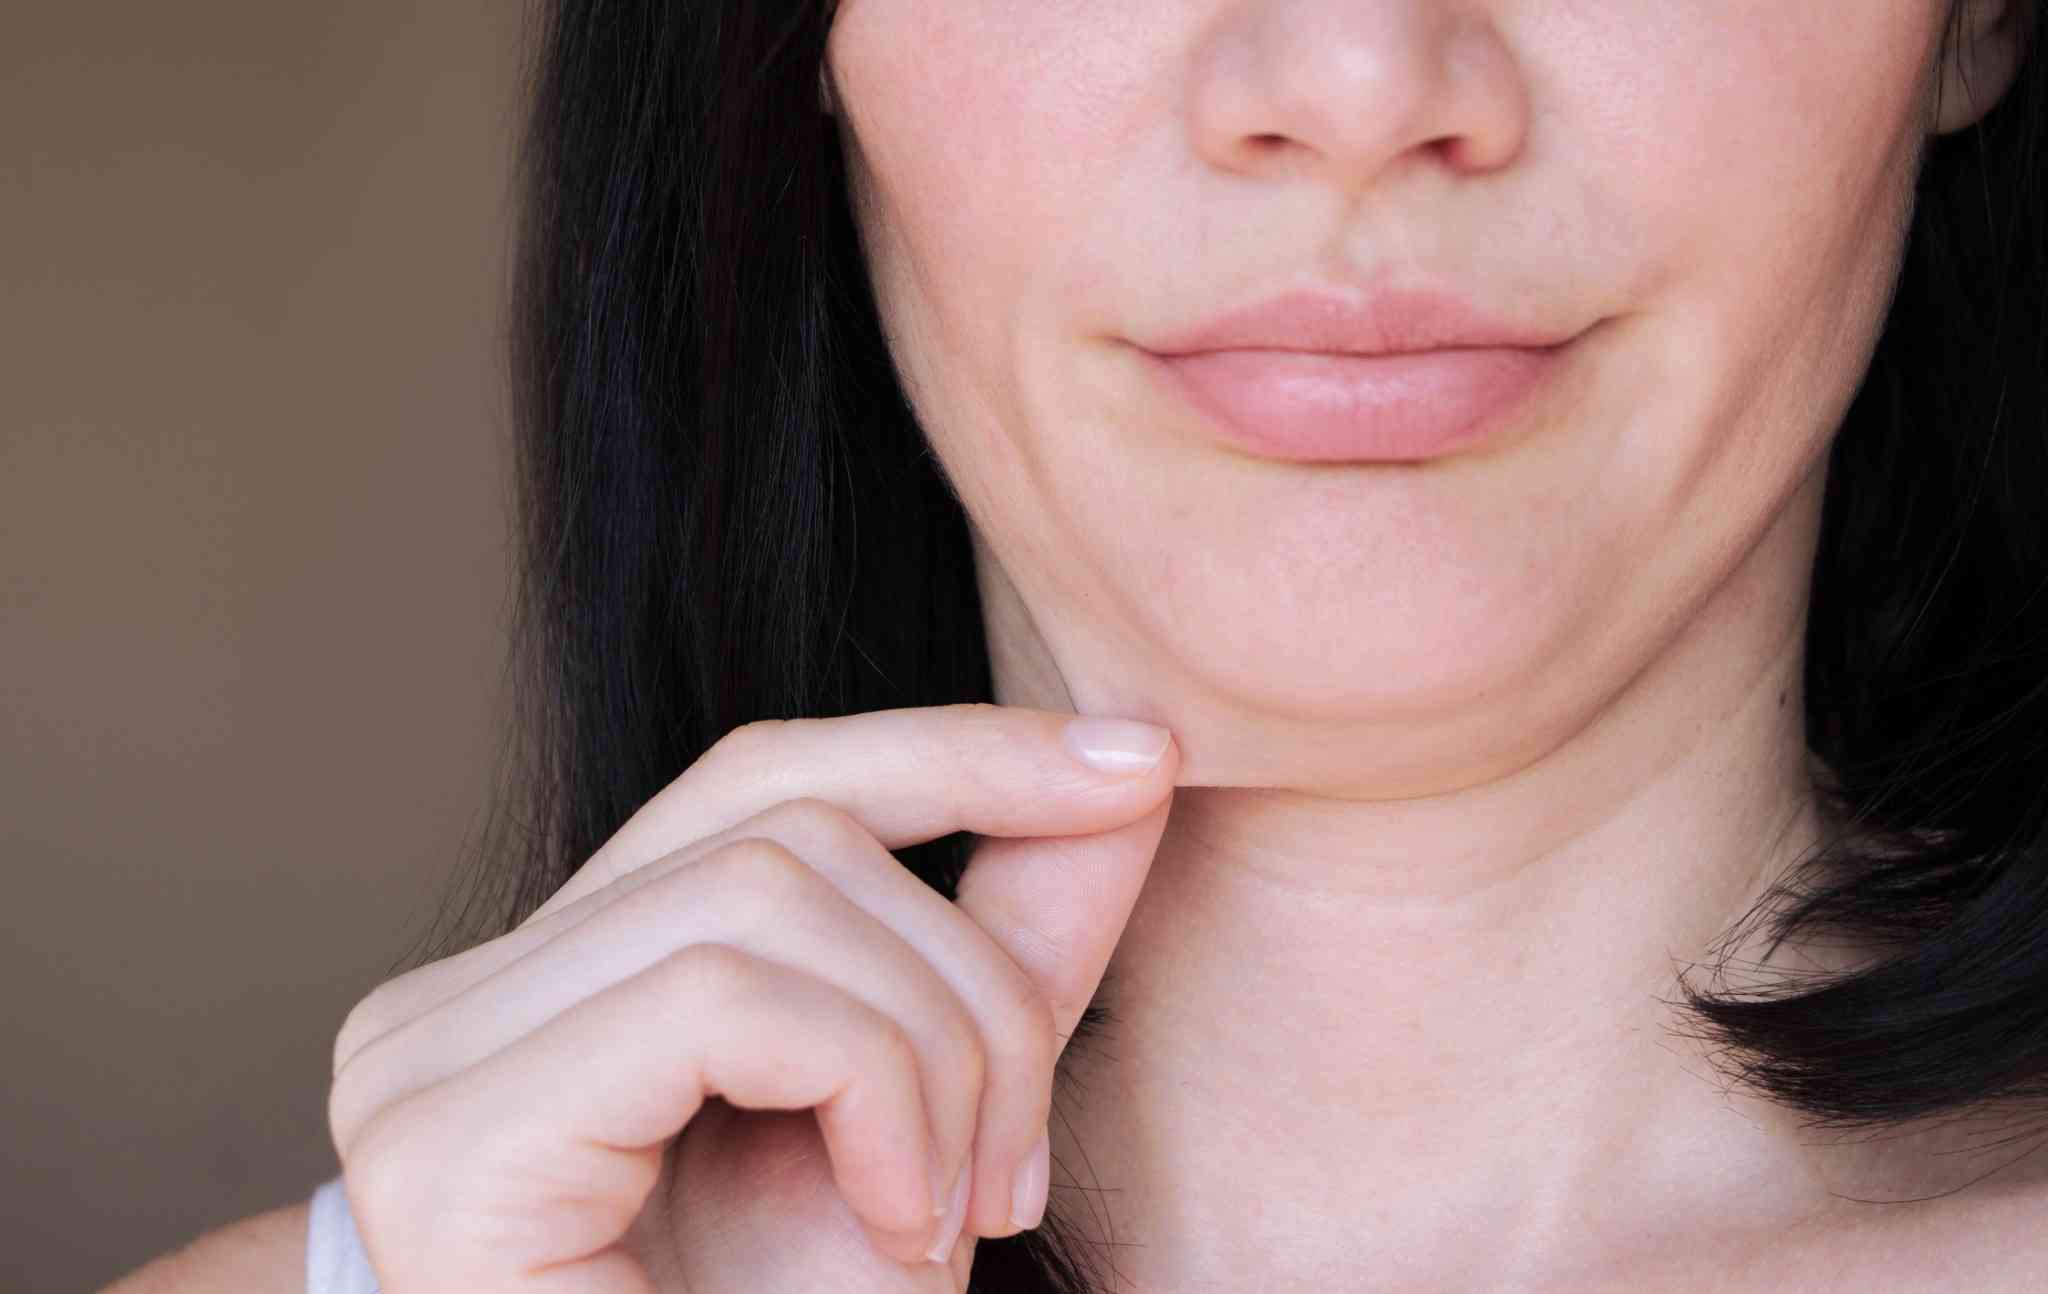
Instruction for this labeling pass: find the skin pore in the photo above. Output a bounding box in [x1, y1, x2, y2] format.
[825, 1, 2031, 1288]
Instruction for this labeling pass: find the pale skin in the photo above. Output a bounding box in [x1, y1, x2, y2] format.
[111, 1, 2037, 1291]
[826, 0, 2034, 1287]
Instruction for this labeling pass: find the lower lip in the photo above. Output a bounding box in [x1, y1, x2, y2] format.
[1144, 342, 1568, 463]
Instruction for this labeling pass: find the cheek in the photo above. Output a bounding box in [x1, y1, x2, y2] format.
[1587, 4, 1931, 311]
[1557, 5, 1934, 507]
[831, 2, 1145, 348]
[835, 12, 1031, 272]
[832, 3, 1150, 519]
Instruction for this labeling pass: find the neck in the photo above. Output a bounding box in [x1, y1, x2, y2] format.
[975, 466, 1890, 1285]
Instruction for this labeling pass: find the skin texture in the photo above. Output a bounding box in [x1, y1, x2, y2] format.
[824, 1, 2032, 1288]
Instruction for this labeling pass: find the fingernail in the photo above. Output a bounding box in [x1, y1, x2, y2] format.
[924, 1165, 970, 1264]
[1062, 717, 1170, 775]
[1009, 1129, 1050, 1232]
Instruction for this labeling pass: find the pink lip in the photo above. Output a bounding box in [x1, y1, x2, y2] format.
[1141, 287, 1577, 462]
[1146, 344, 1565, 463]
[1145, 287, 1572, 357]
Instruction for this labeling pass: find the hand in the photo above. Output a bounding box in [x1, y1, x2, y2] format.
[325, 703, 1179, 1292]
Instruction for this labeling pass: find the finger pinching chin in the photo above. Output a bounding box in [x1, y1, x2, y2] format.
[532, 704, 1179, 924]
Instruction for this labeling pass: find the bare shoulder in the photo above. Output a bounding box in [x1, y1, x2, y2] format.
[101, 1201, 309, 1294]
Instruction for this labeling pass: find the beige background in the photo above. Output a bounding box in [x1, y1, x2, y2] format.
[4, 4, 525, 1288]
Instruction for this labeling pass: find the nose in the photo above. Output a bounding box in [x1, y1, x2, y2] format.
[1187, 0, 1530, 193]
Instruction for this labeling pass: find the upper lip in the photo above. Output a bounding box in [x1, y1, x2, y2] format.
[1143, 286, 1573, 357]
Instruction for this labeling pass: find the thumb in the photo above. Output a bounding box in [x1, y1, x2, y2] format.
[951, 723, 1178, 1051]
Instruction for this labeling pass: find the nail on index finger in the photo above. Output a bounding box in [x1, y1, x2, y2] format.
[1061, 716, 1172, 775]
[530, 704, 1178, 921]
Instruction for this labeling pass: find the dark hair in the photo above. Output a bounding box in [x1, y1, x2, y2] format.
[407, 3, 2047, 1288]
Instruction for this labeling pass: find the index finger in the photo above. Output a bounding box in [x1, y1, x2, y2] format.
[530, 703, 1177, 923]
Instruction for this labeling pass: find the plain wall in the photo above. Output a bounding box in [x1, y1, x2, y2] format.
[3, 4, 525, 1287]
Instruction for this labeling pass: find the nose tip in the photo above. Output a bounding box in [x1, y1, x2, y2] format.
[1187, 3, 1529, 193]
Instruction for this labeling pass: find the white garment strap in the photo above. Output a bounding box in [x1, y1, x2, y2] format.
[306, 1176, 382, 1294]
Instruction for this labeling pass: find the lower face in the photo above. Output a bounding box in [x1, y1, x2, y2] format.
[824, 1, 1947, 791]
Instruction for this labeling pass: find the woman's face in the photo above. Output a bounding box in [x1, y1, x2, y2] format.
[824, 2, 2023, 793]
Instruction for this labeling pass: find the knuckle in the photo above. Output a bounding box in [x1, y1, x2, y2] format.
[813, 985, 917, 1084]
[703, 837, 821, 921]
[643, 840, 820, 955]
[761, 796, 870, 859]
[705, 717, 797, 769]
[715, 717, 777, 753]
[932, 1007, 988, 1093]
[866, 1008, 924, 1085]
[331, 984, 396, 1079]
[986, 974, 1060, 1083]
[657, 940, 754, 1002]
